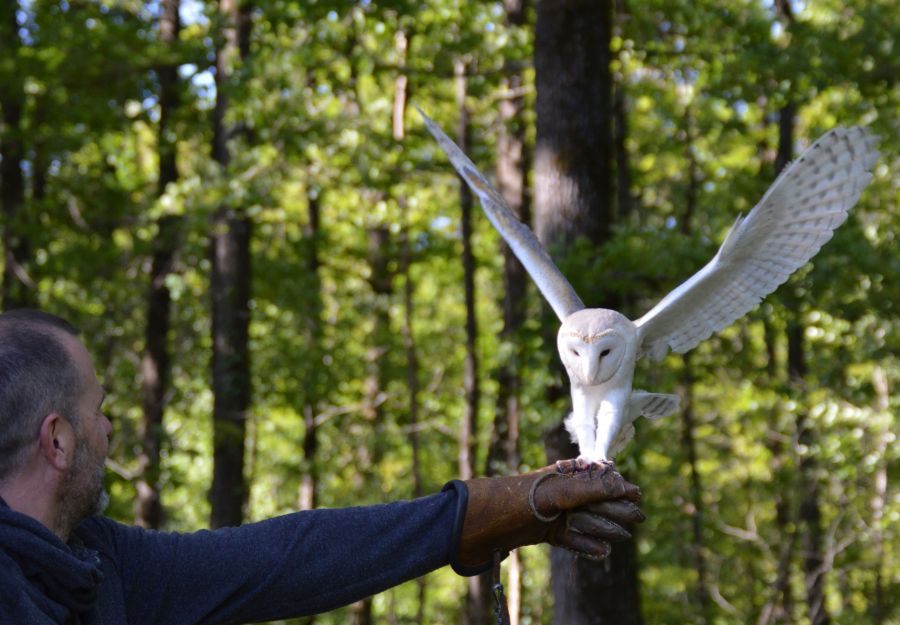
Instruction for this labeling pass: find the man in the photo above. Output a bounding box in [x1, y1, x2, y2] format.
[0, 309, 644, 624]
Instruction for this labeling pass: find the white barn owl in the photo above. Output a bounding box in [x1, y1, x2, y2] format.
[417, 107, 879, 469]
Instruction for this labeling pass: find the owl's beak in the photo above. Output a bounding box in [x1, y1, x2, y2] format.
[583, 355, 600, 384]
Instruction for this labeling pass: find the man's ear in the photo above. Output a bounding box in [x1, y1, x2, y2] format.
[38, 413, 76, 471]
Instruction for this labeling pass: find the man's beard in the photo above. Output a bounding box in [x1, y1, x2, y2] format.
[58, 435, 109, 535]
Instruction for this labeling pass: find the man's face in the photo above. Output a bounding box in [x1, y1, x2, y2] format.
[61, 335, 112, 521]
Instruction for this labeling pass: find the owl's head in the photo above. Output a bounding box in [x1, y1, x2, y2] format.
[557, 309, 637, 386]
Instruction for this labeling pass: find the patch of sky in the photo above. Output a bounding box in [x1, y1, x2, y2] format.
[181, 0, 208, 26]
[431, 216, 452, 230]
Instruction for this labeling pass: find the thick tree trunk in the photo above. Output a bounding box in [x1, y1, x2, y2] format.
[209, 0, 252, 530]
[535, 1, 638, 623]
[546, 427, 641, 625]
[0, 0, 33, 310]
[534, 0, 614, 252]
[136, 0, 181, 529]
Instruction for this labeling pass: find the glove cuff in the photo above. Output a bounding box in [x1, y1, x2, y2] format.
[442, 480, 497, 577]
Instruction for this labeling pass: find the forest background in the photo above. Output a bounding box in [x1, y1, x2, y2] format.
[0, 0, 897, 624]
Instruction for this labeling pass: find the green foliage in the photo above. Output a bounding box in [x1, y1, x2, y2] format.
[1, 0, 897, 623]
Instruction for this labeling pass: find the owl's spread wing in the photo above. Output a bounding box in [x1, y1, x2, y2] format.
[417, 106, 585, 321]
[634, 126, 879, 360]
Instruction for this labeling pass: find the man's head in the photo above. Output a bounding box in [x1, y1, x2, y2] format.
[0, 309, 111, 533]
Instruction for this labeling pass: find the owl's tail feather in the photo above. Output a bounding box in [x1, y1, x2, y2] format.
[628, 391, 681, 420]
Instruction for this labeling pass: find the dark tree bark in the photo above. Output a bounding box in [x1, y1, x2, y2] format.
[0, 0, 33, 310]
[209, 0, 253, 530]
[534, 0, 614, 252]
[534, 1, 639, 623]
[546, 428, 642, 625]
[136, 0, 181, 529]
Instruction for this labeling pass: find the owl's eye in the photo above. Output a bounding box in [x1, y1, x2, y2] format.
[600, 349, 611, 357]
[570, 348, 580, 358]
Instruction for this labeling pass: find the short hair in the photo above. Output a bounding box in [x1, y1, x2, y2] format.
[0, 309, 84, 482]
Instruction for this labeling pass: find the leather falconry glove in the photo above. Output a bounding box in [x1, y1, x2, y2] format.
[447, 463, 643, 574]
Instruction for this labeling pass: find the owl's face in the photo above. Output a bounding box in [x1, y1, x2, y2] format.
[557, 309, 637, 386]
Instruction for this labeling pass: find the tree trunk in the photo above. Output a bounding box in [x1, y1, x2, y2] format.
[351, 224, 393, 625]
[298, 187, 323, 512]
[0, 0, 33, 310]
[757, 319, 796, 625]
[535, 1, 638, 623]
[455, 59, 481, 486]
[534, 0, 614, 252]
[454, 59, 490, 625]
[485, 2, 529, 615]
[869, 366, 889, 625]
[546, 427, 642, 625]
[678, 106, 711, 623]
[777, 102, 830, 625]
[136, 0, 181, 529]
[393, 35, 427, 623]
[209, 0, 252, 530]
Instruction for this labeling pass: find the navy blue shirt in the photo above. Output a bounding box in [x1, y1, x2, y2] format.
[0, 484, 471, 624]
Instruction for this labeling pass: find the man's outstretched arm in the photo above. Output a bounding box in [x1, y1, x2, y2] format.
[76, 465, 641, 625]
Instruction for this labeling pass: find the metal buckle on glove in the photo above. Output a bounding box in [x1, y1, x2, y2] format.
[528, 472, 562, 523]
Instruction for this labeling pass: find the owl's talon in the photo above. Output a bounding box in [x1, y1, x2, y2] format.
[556, 458, 610, 475]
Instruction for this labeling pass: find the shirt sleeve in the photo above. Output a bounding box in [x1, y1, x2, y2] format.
[79, 488, 466, 625]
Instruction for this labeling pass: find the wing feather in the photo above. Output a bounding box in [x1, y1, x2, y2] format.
[635, 126, 879, 360]
[417, 106, 585, 320]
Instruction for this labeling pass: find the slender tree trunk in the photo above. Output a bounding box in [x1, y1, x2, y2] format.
[0, 0, 33, 310]
[349, 223, 394, 625]
[788, 310, 829, 625]
[209, 0, 252, 529]
[393, 34, 427, 623]
[485, 2, 529, 616]
[454, 58, 489, 625]
[455, 59, 481, 485]
[776, 102, 830, 625]
[297, 187, 323, 512]
[136, 0, 181, 529]
[869, 366, 889, 625]
[535, 1, 638, 623]
[678, 105, 711, 623]
[400, 205, 428, 625]
[757, 105, 799, 625]
[757, 319, 796, 625]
